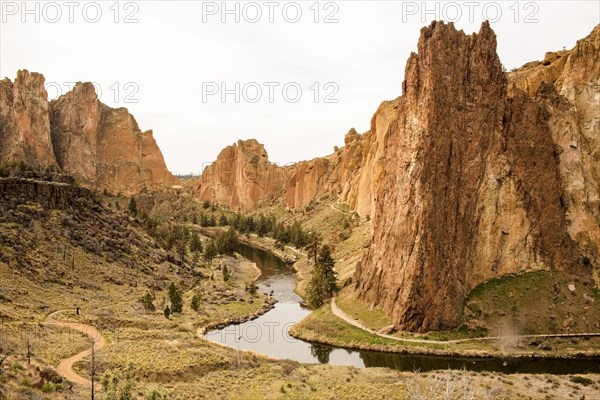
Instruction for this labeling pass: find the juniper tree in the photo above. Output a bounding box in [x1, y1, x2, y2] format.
[168, 283, 183, 313]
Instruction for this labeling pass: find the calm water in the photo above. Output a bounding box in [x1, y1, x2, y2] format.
[205, 243, 600, 374]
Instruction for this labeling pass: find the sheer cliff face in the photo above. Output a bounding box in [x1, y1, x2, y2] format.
[0, 73, 175, 195]
[285, 127, 385, 218]
[196, 139, 286, 210]
[203, 129, 383, 216]
[509, 25, 600, 274]
[353, 21, 597, 332]
[0, 70, 56, 166]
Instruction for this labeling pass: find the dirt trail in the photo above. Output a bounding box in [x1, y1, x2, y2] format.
[45, 310, 106, 387]
[331, 297, 600, 345]
[331, 297, 462, 344]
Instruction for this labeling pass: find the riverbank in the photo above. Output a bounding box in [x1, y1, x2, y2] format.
[289, 302, 600, 360]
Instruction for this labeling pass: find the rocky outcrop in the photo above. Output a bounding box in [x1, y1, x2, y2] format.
[285, 127, 385, 219]
[0, 70, 56, 167]
[502, 25, 600, 282]
[50, 82, 176, 195]
[201, 130, 383, 217]
[353, 21, 597, 332]
[0, 72, 176, 195]
[49, 82, 101, 184]
[0, 174, 91, 210]
[196, 139, 286, 210]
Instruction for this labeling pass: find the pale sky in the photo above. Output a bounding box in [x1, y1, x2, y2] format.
[1, 1, 598, 174]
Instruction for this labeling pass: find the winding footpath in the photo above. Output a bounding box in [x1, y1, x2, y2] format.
[45, 310, 106, 388]
[331, 297, 600, 345]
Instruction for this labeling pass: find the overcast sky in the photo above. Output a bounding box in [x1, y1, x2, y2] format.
[1, 1, 598, 174]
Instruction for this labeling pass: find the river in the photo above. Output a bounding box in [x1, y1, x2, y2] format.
[204, 242, 600, 374]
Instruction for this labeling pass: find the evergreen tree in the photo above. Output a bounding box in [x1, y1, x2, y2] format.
[222, 265, 230, 282]
[190, 231, 202, 253]
[208, 214, 217, 227]
[215, 227, 238, 255]
[128, 197, 137, 215]
[200, 213, 209, 227]
[168, 282, 183, 313]
[163, 305, 170, 319]
[190, 292, 201, 312]
[140, 292, 155, 312]
[219, 213, 229, 226]
[204, 240, 217, 261]
[306, 245, 337, 308]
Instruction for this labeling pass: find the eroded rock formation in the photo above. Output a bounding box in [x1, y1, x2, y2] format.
[196, 139, 286, 210]
[0, 73, 175, 195]
[50, 82, 176, 195]
[0, 70, 56, 166]
[353, 21, 598, 332]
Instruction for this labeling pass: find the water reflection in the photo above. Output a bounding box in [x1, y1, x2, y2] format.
[204, 242, 600, 374]
[310, 344, 334, 364]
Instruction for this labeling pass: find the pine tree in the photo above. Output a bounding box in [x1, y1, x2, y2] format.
[306, 245, 337, 308]
[215, 227, 238, 255]
[163, 305, 170, 319]
[168, 282, 183, 313]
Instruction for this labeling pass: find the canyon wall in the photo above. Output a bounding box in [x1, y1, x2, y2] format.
[196, 22, 599, 332]
[200, 128, 385, 217]
[0, 73, 175, 195]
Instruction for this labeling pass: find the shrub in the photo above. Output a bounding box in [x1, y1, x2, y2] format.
[145, 388, 171, 400]
[570, 376, 593, 386]
[140, 292, 155, 312]
[101, 364, 135, 400]
[245, 282, 258, 296]
[20, 377, 32, 387]
[41, 383, 54, 393]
